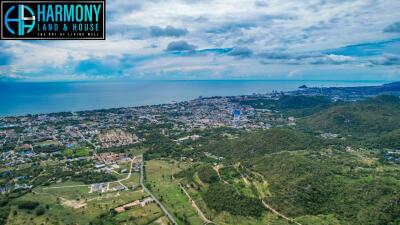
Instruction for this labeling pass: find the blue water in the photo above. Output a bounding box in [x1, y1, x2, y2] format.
[0, 80, 387, 116]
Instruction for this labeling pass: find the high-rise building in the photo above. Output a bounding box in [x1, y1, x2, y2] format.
[233, 109, 241, 121]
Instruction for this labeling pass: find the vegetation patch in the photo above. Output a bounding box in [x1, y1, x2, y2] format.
[202, 182, 264, 217]
[63, 146, 90, 158]
[250, 151, 400, 224]
[197, 165, 219, 184]
[241, 95, 332, 117]
[201, 128, 324, 160]
[302, 95, 400, 135]
[17, 201, 39, 210]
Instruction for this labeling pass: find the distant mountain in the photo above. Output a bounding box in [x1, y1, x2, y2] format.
[295, 81, 400, 97]
[384, 81, 400, 86]
[298, 84, 308, 89]
[383, 81, 400, 89]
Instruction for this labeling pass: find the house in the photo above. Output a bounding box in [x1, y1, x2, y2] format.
[14, 184, 33, 190]
[15, 144, 32, 151]
[112, 185, 127, 191]
[90, 183, 107, 193]
[95, 164, 106, 169]
[0, 186, 10, 194]
[65, 143, 75, 148]
[114, 207, 125, 213]
[133, 164, 141, 172]
[114, 200, 141, 213]
[14, 176, 26, 181]
[141, 197, 154, 207]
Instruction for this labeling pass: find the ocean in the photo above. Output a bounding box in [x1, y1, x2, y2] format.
[0, 80, 386, 116]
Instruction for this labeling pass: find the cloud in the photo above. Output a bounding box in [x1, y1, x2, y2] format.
[206, 22, 256, 34]
[259, 52, 297, 60]
[150, 26, 188, 37]
[107, 24, 148, 39]
[324, 39, 400, 57]
[74, 57, 123, 76]
[254, 1, 268, 7]
[384, 22, 400, 33]
[369, 54, 400, 66]
[310, 54, 355, 65]
[0, 53, 11, 66]
[3, 0, 400, 81]
[228, 47, 253, 58]
[195, 48, 232, 55]
[107, 1, 141, 21]
[0, 43, 12, 66]
[165, 41, 197, 52]
[108, 25, 188, 39]
[0, 74, 22, 81]
[259, 52, 355, 65]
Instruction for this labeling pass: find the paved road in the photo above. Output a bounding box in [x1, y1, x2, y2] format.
[140, 159, 178, 225]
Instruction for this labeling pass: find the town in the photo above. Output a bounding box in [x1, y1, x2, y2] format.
[1, 82, 400, 225]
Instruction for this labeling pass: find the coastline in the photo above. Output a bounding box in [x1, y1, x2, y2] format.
[0, 80, 392, 117]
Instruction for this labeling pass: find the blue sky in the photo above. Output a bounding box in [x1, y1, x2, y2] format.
[1, 0, 400, 81]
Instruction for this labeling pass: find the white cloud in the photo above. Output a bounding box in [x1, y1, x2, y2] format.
[1, 0, 400, 80]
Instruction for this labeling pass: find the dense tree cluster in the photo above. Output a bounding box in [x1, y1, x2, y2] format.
[202, 183, 264, 217]
[72, 171, 116, 184]
[302, 95, 400, 135]
[201, 128, 324, 160]
[197, 165, 219, 184]
[17, 201, 39, 210]
[249, 151, 400, 224]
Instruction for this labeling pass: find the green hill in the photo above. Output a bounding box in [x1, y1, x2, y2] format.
[302, 95, 400, 135]
[248, 150, 400, 225]
[368, 128, 400, 149]
[240, 95, 332, 117]
[202, 128, 324, 160]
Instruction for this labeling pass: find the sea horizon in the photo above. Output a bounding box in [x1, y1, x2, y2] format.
[0, 80, 393, 117]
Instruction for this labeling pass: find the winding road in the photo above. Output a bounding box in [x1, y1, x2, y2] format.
[237, 164, 302, 225]
[178, 183, 213, 225]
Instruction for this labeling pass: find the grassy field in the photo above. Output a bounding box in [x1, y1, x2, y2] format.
[120, 171, 141, 189]
[146, 159, 204, 225]
[38, 183, 90, 199]
[7, 181, 148, 225]
[63, 147, 90, 158]
[112, 203, 166, 225]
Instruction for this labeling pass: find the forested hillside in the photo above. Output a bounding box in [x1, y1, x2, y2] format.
[191, 95, 400, 225]
[302, 95, 400, 135]
[240, 95, 333, 117]
[201, 128, 325, 160]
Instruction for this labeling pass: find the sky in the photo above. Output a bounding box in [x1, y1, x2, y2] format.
[1, 0, 400, 81]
